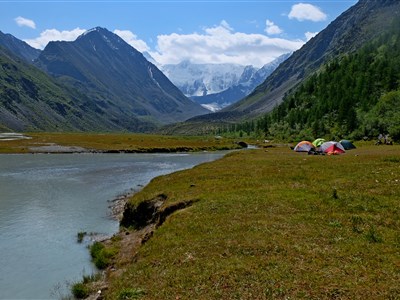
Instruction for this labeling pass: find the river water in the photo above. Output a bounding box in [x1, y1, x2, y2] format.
[0, 152, 225, 299]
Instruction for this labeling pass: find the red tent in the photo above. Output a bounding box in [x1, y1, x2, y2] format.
[320, 141, 345, 155]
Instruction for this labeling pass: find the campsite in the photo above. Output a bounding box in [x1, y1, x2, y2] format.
[78, 141, 400, 299]
[294, 139, 356, 155]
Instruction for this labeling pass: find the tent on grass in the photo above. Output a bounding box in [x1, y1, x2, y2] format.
[340, 140, 356, 150]
[312, 138, 326, 147]
[320, 141, 345, 155]
[294, 141, 315, 152]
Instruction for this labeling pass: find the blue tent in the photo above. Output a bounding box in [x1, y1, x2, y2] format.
[340, 140, 356, 150]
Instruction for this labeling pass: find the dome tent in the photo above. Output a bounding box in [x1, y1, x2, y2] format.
[294, 141, 315, 152]
[320, 141, 345, 155]
[340, 140, 356, 150]
[312, 138, 326, 147]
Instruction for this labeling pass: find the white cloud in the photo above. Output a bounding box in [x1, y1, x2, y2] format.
[15, 16, 36, 29]
[113, 29, 150, 53]
[289, 3, 327, 22]
[265, 19, 283, 35]
[21, 21, 306, 67]
[149, 21, 304, 67]
[24, 28, 86, 49]
[305, 31, 318, 41]
[220, 20, 233, 31]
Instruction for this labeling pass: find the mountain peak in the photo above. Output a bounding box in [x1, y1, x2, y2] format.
[80, 26, 108, 37]
[35, 26, 207, 129]
[75, 26, 133, 54]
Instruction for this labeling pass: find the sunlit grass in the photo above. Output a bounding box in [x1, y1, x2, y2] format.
[103, 144, 400, 299]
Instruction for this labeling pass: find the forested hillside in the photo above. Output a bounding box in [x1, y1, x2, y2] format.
[227, 21, 400, 142]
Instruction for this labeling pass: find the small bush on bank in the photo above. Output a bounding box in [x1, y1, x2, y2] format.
[71, 282, 89, 299]
[90, 241, 118, 269]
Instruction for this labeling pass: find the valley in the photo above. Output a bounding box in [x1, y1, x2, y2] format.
[0, 0, 399, 299]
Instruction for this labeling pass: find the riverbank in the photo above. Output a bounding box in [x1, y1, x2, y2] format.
[0, 132, 246, 154]
[0, 151, 229, 299]
[84, 144, 400, 299]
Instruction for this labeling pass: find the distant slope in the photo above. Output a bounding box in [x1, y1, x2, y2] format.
[36, 27, 208, 129]
[0, 46, 127, 131]
[189, 0, 400, 124]
[0, 30, 40, 63]
[192, 53, 291, 111]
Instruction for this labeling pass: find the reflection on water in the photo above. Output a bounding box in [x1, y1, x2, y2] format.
[0, 152, 225, 299]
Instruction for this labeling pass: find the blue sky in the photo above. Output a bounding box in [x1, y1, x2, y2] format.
[1, 0, 357, 67]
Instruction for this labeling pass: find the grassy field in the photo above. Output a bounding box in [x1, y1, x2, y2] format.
[0, 132, 243, 153]
[94, 144, 400, 300]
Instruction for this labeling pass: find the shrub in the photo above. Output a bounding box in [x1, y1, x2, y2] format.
[90, 241, 117, 269]
[71, 282, 89, 299]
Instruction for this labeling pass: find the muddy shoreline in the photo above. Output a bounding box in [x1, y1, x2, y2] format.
[85, 189, 155, 300]
[107, 188, 140, 221]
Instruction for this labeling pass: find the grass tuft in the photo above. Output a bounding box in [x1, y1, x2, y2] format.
[77, 231, 86, 243]
[118, 288, 145, 300]
[332, 188, 339, 199]
[365, 226, 383, 243]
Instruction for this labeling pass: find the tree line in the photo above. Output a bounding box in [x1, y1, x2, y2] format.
[220, 21, 400, 142]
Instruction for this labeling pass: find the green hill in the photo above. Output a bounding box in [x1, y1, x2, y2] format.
[267, 23, 400, 141]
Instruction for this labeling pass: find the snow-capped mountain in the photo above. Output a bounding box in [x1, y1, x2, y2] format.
[191, 53, 292, 111]
[161, 61, 249, 97]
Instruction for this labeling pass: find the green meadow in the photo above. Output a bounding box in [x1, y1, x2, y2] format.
[3, 134, 398, 299]
[91, 143, 400, 299]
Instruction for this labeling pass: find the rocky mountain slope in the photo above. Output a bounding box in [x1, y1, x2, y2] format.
[0, 45, 123, 131]
[35, 27, 208, 129]
[0, 27, 209, 132]
[0, 30, 40, 63]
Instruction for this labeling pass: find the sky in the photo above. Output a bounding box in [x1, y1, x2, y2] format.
[1, 0, 357, 67]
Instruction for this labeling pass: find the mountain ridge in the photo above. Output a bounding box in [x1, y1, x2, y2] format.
[0, 30, 41, 63]
[35, 27, 208, 129]
[0, 27, 208, 132]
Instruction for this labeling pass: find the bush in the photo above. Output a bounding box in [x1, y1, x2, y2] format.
[71, 282, 89, 299]
[90, 241, 117, 269]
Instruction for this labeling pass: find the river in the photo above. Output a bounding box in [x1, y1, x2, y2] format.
[0, 152, 226, 299]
